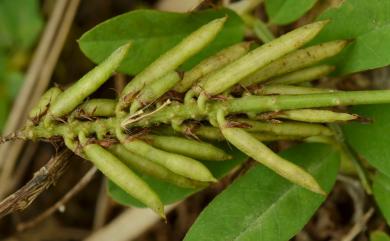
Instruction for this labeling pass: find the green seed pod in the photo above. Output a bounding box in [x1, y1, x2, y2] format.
[174, 42, 251, 93]
[146, 135, 231, 161]
[267, 65, 335, 85]
[217, 111, 325, 195]
[197, 21, 329, 96]
[130, 71, 180, 114]
[48, 42, 131, 119]
[122, 140, 217, 182]
[117, 129, 217, 182]
[189, 126, 225, 141]
[152, 125, 225, 141]
[241, 40, 347, 86]
[64, 135, 77, 152]
[268, 109, 358, 123]
[83, 142, 165, 217]
[235, 119, 333, 136]
[72, 99, 116, 118]
[252, 133, 303, 141]
[304, 135, 335, 144]
[197, 92, 209, 112]
[119, 17, 227, 109]
[28, 87, 62, 119]
[256, 84, 336, 95]
[109, 144, 207, 189]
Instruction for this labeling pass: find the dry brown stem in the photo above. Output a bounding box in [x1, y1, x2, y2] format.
[0, 149, 73, 219]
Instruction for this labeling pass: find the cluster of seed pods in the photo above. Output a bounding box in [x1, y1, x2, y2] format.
[14, 17, 390, 218]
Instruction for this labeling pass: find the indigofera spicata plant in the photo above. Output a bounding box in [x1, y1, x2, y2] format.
[2, 2, 390, 239]
[7, 18, 387, 209]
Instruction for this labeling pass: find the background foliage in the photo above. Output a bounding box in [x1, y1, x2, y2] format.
[0, 0, 43, 131]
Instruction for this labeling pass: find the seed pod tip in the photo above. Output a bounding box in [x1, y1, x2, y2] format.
[211, 177, 219, 183]
[116, 41, 132, 55]
[317, 19, 330, 27]
[304, 19, 330, 36]
[219, 15, 228, 22]
[354, 114, 372, 124]
[316, 187, 327, 196]
[208, 16, 228, 28]
[159, 209, 167, 221]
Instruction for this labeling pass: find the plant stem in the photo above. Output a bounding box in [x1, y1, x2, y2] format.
[26, 118, 118, 139]
[226, 90, 390, 113]
[256, 84, 335, 95]
[328, 124, 372, 194]
[253, 19, 275, 43]
[26, 90, 390, 139]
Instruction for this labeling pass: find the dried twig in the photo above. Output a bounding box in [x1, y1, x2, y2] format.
[340, 208, 375, 241]
[337, 174, 373, 241]
[8, 143, 39, 193]
[93, 178, 111, 230]
[85, 204, 179, 241]
[114, 73, 127, 94]
[5, 222, 89, 241]
[157, 0, 204, 12]
[17, 166, 97, 231]
[0, 0, 81, 198]
[337, 175, 365, 222]
[0, 149, 73, 219]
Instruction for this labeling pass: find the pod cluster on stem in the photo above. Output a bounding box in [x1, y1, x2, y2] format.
[5, 17, 390, 218]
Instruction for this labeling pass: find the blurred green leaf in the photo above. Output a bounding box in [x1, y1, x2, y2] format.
[343, 104, 390, 178]
[371, 231, 390, 241]
[184, 143, 339, 241]
[108, 143, 247, 207]
[265, 0, 317, 25]
[313, 0, 390, 75]
[0, 52, 6, 78]
[373, 172, 390, 225]
[0, 0, 43, 49]
[78, 9, 245, 75]
[5, 70, 24, 99]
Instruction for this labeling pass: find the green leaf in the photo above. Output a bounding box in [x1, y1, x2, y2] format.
[0, 0, 43, 49]
[373, 172, 390, 226]
[371, 231, 390, 241]
[313, 0, 390, 75]
[184, 143, 340, 241]
[78, 9, 245, 75]
[108, 143, 247, 207]
[265, 0, 317, 25]
[0, 52, 6, 79]
[343, 104, 390, 178]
